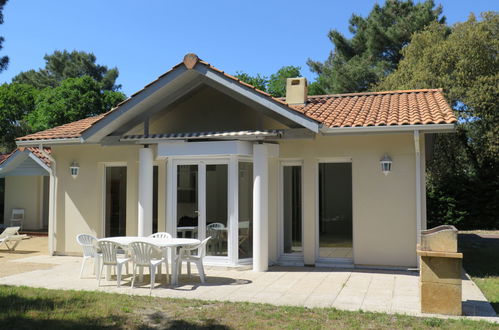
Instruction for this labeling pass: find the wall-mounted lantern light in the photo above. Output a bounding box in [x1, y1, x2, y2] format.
[70, 161, 80, 178]
[380, 154, 392, 176]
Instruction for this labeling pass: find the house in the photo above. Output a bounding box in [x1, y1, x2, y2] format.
[15, 54, 456, 270]
[0, 147, 51, 230]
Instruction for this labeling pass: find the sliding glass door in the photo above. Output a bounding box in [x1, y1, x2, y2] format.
[318, 162, 353, 260]
[174, 160, 229, 259]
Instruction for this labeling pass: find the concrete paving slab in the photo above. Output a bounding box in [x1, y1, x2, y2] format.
[0, 254, 496, 324]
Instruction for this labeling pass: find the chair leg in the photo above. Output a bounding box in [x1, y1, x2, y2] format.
[176, 257, 182, 281]
[98, 263, 104, 287]
[80, 257, 87, 279]
[150, 265, 155, 293]
[131, 264, 137, 288]
[139, 266, 144, 283]
[95, 257, 101, 280]
[164, 259, 169, 283]
[117, 264, 122, 287]
[197, 260, 206, 284]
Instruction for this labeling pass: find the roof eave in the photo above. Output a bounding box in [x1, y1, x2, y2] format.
[16, 137, 83, 147]
[320, 123, 456, 135]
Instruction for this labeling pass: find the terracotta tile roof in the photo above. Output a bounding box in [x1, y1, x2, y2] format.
[0, 152, 13, 164]
[289, 89, 456, 128]
[15, 54, 456, 142]
[17, 115, 105, 141]
[24, 147, 52, 166]
[0, 147, 51, 166]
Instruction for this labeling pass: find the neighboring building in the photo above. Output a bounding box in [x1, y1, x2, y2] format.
[0, 147, 51, 230]
[15, 54, 456, 270]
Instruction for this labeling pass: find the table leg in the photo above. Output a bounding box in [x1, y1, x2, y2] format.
[170, 247, 178, 286]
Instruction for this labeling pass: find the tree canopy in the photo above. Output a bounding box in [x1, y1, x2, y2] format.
[377, 12, 499, 229]
[13, 50, 121, 91]
[0, 83, 37, 150]
[0, 0, 9, 73]
[308, 0, 445, 94]
[0, 50, 125, 152]
[28, 76, 124, 132]
[234, 71, 267, 92]
[235, 65, 302, 97]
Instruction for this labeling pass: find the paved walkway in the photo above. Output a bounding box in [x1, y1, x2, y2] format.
[0, 253, 497, 323]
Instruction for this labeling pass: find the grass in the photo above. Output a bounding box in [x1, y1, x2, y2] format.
[0, 285, 497, 329]
[459, 232, 499, 315]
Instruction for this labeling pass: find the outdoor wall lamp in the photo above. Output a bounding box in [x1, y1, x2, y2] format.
[70, 161, 80, 178]
[380, 154, 392, 176]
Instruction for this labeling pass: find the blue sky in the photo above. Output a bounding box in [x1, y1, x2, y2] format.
[1, 1, 497, 96]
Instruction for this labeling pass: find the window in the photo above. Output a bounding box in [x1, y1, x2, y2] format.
[105, 166, 127, 237]
[282, 165, 302, 254]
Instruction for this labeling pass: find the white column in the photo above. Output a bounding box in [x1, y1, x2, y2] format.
[253, 144, 269, 272]
[414, 131, 422, 244]
[414, 130, 422, 268]
[138, 147, 153, 237]
[48, 164, 56, 255]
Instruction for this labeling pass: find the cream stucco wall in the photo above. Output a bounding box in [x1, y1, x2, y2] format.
[274, 133, 424, 268]
[52, 144, 147, 253]
[4, 175, 46, 230]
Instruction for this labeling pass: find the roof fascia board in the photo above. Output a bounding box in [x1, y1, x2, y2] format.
[81, 65, 190, 142]
[195, 66, 320, 133]
[17, 137, 82, 147]
[28, 152, 51, 173]
[320, 124, 455, 135]
[0, 150, 26, 172]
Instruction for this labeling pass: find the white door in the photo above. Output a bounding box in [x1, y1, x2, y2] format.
[173, 159, 230, 260]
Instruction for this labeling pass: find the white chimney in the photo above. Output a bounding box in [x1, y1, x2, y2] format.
[285, 77, 308, 104]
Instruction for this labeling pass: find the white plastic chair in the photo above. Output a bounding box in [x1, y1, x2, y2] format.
[0, 226, 26, 251]
[148, 232, 172, 264]
[176, 237, 211, 284]
[75, 234, 101, 279]
[129, 241, 168, 292]
[207, 223, 225, 255]
[207, 223, 224, 229]
[97, 240, 130, 287]
[148, 232, 172, 239]
[10, 209, 24, 230]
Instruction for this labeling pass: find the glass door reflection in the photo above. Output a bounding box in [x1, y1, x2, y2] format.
[176, 164, 199, 239]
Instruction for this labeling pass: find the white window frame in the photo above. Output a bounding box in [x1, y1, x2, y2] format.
[170, 157, 232, 265]
[278, 159, 304, 264]
[101, 162, 128, 238]
[236, 157, 253, 265]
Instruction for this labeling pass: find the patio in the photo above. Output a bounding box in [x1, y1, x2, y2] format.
[0, 237, 497, 323]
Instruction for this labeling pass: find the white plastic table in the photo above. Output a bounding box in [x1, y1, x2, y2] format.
[99, 236, 200, 286]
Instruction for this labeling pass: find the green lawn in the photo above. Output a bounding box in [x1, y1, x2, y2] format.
[459, 232, 499, 315]
[0, 285, 497, 329]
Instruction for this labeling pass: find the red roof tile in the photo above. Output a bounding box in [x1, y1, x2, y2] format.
[17, 115, 104, 141]
[290, 89, 456, 128]
[0, 147, 51, 167]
